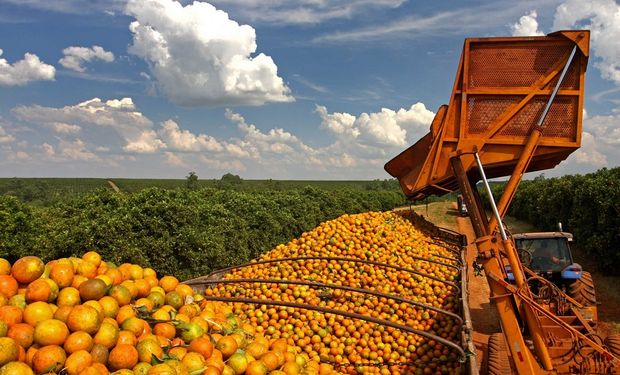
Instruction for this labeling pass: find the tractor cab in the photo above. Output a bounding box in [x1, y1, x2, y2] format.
[509, 232, 583, 287]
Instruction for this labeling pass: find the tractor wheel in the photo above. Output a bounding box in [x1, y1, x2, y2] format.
[604, 334, 620, 357]
[569, 271, 597, 306]
[487, 333, 511, 375]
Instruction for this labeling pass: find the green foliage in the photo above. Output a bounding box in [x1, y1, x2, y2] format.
[0, 187, 406, 280]
[185, 172, 199, 190]
[498, 168, 620, 273]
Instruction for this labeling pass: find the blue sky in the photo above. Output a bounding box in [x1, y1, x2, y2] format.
[1, 0, 619, 179]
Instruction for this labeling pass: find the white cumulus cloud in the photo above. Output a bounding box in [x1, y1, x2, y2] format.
[59, 45, 115, 72]
[159, 120, 223, 152]
[125, 0, 293, 107]
[316, 102, 434, 147]
[0, 125, 15, 144]
[12, 97, 163, 153]
[553, 0, 620, 85]
[511, 10, 545, 36]
[0, 48, 55, 86]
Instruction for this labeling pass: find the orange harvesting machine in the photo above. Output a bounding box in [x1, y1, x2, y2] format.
[386, 30, 620, 374]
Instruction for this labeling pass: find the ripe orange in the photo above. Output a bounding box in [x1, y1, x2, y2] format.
[25, 279, 52, 303]
[94, 322, 120, 349]
[78, 261, 98, 279]
[108, 285, 132, 306]
[65, 350, 93, 375]
[261, 351, 281, 371]
[136, 338, 164, 363]
[159, 276, 179, 293]
[99, 296, 120, 319]
[117, 330, 138, 346]
[146, 363, 176, 374]
[67, 305, 102, 335]
[246, 360, 269, 375]
[181, 352, 205, 373]
[64, 331, 94, 354]
[227, 352, 248, 375]
[23, 301, 53, 326]
[0, 361, 34, 375]
[33, 319, 69, 346]
[57, 287, 81, 307]
[82, 251, 102, 267]
[32, 344, 67, 373]
[188, 336, 214, 359]
[0, 275, 18, 298]
[50, 262, 75, 288]
[7, 323, 34, 349]
[0, 306, 23, 326]
[121, 317, 146, 337]
[53, 305, 73, 323]
[11, 256, 45, 284]
[108, 344, 139, 371]
[0, 337, 19, 366]
[0, 259, 10, 276]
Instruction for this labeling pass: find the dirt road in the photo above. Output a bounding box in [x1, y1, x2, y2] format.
[456, 213, 501, 372]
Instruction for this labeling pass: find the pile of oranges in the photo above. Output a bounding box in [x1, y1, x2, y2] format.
[206, 212, 464, 374]
[0, 252, 326, 374]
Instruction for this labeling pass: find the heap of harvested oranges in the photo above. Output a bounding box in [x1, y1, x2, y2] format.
[0, 252, 326, 375]
[0, 211, 464, 375]
[205, 212, 463, 375]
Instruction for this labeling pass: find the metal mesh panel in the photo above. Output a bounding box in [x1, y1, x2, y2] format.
[497, 96, 577, 139]
[468, 43, 573, 88]
[466, 96, 522, 134]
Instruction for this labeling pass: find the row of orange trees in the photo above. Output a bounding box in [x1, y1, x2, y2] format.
[492, 167, 620, 273]
[0, 187, 406, 280]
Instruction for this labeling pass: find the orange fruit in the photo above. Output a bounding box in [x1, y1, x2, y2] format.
[164, 291, 183, 310]
[65, 350, 92, 375]
[82, 251, 102, 267]
[0, 337, 19, 366]
[25, 279, 51, 303]
[104, 268, 123, 286]
[216, 335, 239, 358]
[78, 261, 98, 279]
[0, 259, 10, 276]
[108, 344, 139, 371]
[32, 344, 67, 373]
[53, 305, 74, 323]
[246, 360, 269, 375]
[0, 361, 34, 375]
[143, 268, 156, 279]
[79, 279, 108, 301]
[203, 366, 222, 375]
[159, 276, 179, 293]
[117, 330, 138, 346]
[175, 284, 194, 299]
[133, 362, 152, 375]
[98, 296, 120, 318]
[67, 305, 102, 335]
[7, 323, 34, 349]
[64, 331, 94, 354]
[136, 338, 164, 363]
[128, 264, 143, 280]
[108, 285, 132, 306]
[153, 322, 175, 340]
[23, 301, 54, 326]
[181, 352, 205, 373]
[261, 351, 281, 371]
[0, 275, 18, 298]
[71, 275, 88, 289]
[57, 287, 81, 307]
[227, 352, 248, 375]
[94, 322, 120, 349]
[146, 363, 176, 375]
[0, 306, 22, 326]
[50, 262, 75, 288]
[33, 319, 69, 346]
[11, 256, 44, 284]
[188, 337, 213, 359]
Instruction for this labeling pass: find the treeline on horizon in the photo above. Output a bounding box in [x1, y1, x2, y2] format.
[488, 166, 620, 274]
[0, 184, 406, 279]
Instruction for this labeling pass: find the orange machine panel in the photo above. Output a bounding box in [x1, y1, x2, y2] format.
[385, 31, 589, 200]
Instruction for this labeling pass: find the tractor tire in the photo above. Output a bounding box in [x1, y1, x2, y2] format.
[569, 271, 597, 306]
[487, 333, 512, 375]
[604, 334, 620, 357]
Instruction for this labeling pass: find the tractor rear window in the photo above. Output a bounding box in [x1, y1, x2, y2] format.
[515, 237, 572, 271]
